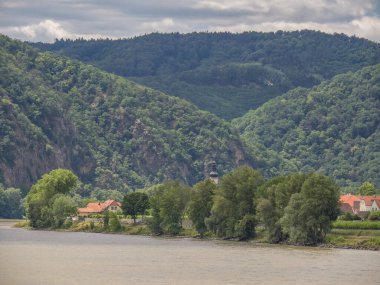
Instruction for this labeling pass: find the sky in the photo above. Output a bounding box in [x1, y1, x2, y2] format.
[1, 0, 380, 43]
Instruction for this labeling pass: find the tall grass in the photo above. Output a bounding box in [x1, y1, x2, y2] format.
[332, 220, 380, 230]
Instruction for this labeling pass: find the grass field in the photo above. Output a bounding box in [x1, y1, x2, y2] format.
[326, 228, 380, 249]
[332, 220, 380, 230]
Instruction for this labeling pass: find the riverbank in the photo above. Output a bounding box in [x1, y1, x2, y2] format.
[324, 228, 380, 250]
[12, 219, 380, 251]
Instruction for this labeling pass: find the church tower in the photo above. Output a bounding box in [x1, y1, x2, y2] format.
[209, 161, 219, 185]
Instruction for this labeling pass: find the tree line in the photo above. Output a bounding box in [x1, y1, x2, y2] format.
[146, 166, 340, 245]
[34, 30, 380, 119]
[21, 166, 343, 245]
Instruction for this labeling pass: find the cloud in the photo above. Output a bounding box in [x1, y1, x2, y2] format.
[351, 16, 380, 41]
[142, 18, 175, 30]
[0, 0, 379, 42]
[6, 20, 73, 42]
[2, 19, 114, 43]
[208, 16, 380, 41]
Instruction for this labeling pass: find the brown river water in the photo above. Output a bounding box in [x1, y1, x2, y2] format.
[0, 221, 379, 285]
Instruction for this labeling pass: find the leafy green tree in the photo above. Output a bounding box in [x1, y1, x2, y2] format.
[109, 212, 122, 232]
[280, 173, 340, 245]
[188, 179, 216, 236]
[91, 188, 124, 202]
[206, 166, 263, 240]
[25, 169, 78, 228]
[51, 195, 77, 228]
[103, 210, 110, 229]
[0, 187, 23, 218]
[148, 187, 164, 235]
[256, 198, 281, 242]
[160, 181, 191, 235]
[149, 181, 190, 235]
[122, 192, 149, 224]
[256, 173, 308, 242]
[0, 187, 6, 217]
[358, 182, 376, 196]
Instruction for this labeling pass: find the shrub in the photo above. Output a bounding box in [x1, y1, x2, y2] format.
[338, 212, 361, 221]
[109, 212, 122, 232]
[368, 211, 380, 221]
[63, 218, 73, 229]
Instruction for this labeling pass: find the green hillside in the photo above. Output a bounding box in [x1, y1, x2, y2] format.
[233, 65, 380, 190]
[33, 31, 380, 119]
[0, 35, 250, 192]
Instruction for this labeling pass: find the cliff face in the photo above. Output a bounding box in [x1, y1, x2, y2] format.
[0, 96, 95, 190]
[0, 35, 251, 191]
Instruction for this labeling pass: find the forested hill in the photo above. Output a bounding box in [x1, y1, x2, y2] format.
[233, 64, 380, 190]
[33, 31, 380, 120]
[0, 35, 251, 191]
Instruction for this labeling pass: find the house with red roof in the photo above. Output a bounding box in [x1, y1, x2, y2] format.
[78, 200, 122, 217]
[340, 194, 380, 216]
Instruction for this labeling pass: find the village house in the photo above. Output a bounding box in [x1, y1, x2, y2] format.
[340, 194, 380, 217]
[77, 200, 122, 217]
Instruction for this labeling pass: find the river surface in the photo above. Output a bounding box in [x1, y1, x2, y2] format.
[0, 221, 379, 285]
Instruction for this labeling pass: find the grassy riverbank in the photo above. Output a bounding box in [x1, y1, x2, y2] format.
[325, 221, 380, 250]
[0, 219, 24, 223]
[12, 220, 380, 250]
[325, 229, 380, 250]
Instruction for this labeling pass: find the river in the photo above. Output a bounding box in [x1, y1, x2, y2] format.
[0, 221, 379, 284]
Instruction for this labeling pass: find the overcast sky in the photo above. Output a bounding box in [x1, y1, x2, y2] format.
[1, 0, 380, 43]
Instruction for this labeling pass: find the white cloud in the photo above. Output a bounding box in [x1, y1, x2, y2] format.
[351, 16, 380, 41]
[2, 19, 117, 43]
[7, 20, 74, 42]
[195, 0, 267, 12]
[249, 16, 380, 42]
[142, 18, 175, 30]
[0, 0, 379, 42]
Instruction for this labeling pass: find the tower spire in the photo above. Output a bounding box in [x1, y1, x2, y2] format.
[209, 161, 219, 184]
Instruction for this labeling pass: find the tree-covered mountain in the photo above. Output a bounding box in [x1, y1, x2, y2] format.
[233, 64, 380, 191]
[0, 35, 251, 192]
[33, 31, 380, 120]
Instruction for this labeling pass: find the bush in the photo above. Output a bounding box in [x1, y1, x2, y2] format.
[63, 218, 73, 229]
[109, 212, 122, 232]
[368, 211, 380, 221]
[338, 212, 361, 221]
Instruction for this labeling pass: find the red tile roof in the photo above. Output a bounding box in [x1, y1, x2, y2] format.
[339, 194, 380, 213]
[340, 194, 359, 208]
[78, 200, 121, 214]
[360, 196, 379, 207]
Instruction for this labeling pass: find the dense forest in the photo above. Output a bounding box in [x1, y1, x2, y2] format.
[233, 64, 380, 191]
[33, 31, 380, 120]
[0, 35, 251, 192]
[1, 31, 379, 194]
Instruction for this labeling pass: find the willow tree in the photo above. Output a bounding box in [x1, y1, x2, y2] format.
[188, 179, 216, 236]
[25, 169, 78, 228]
[280, 173, 340, 245]
[206, 166, 263, 240]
